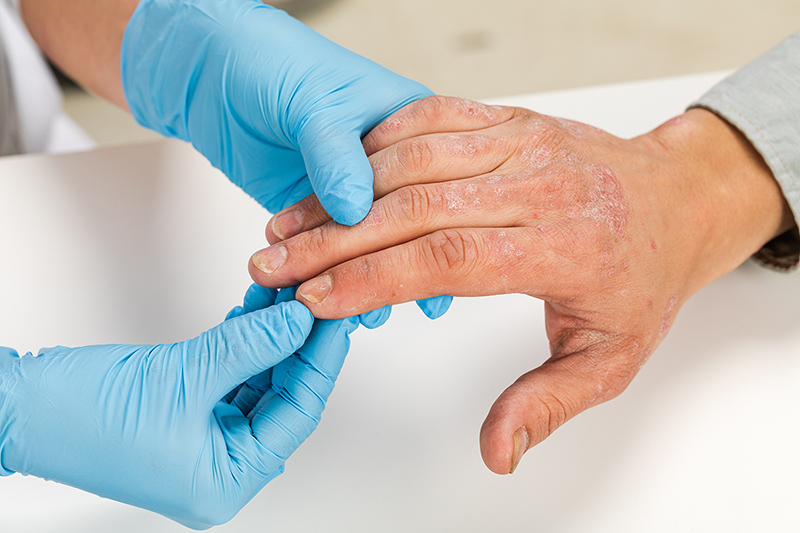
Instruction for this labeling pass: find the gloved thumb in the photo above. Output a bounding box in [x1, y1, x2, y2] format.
[479, 341, 638, 475]
[232, 317, 358, 476]
[0, 346, 20, 359]
[201, 301, 314, 400]
[298, 124, 374, 227]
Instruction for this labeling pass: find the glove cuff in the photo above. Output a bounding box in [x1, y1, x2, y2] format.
[0, 349, 23, 476]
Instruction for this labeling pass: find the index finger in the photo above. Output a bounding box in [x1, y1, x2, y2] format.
[267, 128, 513, 243]
[268, 100, 519, 244]
[362, 95, 516, 156]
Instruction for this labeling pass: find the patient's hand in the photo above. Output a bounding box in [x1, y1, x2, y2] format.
[249, 96, 793, 474]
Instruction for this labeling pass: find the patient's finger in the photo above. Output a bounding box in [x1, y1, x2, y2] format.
[252, 174, 539, 290]
[290, 227, 566, 319]
[363, 96, 516, 156]
[267, 130, 514, 243]
[267, 195, 327, 244]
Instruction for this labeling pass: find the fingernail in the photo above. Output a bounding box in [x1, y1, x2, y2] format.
[298, 274, 333, 304]
[510, 426, 529, 474]
[271, 210, 304, 241]
[252, 245, 288, 274]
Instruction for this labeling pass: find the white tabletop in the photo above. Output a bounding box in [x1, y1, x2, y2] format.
[2, 72, 799, 532]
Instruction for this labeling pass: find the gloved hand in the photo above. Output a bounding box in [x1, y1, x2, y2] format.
[121, 0, 430, 225]
[0, 292, 358, 529]
[121, 0, 451, 320]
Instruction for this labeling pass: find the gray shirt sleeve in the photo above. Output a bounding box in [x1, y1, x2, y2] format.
[0, 20, 23, 157]
[691, 31, 800, 271]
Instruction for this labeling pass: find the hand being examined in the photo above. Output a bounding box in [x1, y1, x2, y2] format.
[249, 96, 794, 474]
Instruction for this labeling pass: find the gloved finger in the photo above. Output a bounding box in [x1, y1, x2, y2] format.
[0, 346, 20, 359]
[416, 295, 453, 319]
[225, 285, 288, 409]
[479, 337, 641, 475]
[228, 349, 295, 420]
[198, 301, 314, 400]
[225, 306, 246, 321]
[228, 368, 276, 418]
[212, 401, 284, 506]
[231, 284, 337, 417]
[246, 317, 357, 468]
[223, 383, 243, 405]
[358, 305, 391, 329]
[226, 284, 279, 321]
[362, 96, 516, 156]
[274, 285, 298, 304]
[240, 284, 279, 314]
[298, 126, 374, 227]
[230, 353, 295, 419]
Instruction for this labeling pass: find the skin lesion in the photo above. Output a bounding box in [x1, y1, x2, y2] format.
[583, 165, 630, 237]
[657, 293, 681, 343]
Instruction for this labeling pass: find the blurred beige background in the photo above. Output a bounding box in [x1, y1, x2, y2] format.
[63, 0, 800, 146]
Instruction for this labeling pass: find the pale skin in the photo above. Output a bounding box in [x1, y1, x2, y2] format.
[18, 0, 138, 108]
[249, 96, 796, 474]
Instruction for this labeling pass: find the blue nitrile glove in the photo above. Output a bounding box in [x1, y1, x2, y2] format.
[121, 0, 452, 319]
[225, 284, 375, 413]
[122, 0, 428, 225]
[0, 295, 358, 529]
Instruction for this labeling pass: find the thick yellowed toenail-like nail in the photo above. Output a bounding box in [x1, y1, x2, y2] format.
[298, 274, 333, 304]
[510, 426, 529, 474]
[252, 245, 287, 274]
[271, 210, 304, 241]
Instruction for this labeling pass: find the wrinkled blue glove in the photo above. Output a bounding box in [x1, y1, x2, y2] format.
[0, 293, 358, 529]
[121, 0, 452, 319]
[122, 0, 426, 224]
[225, 284, 383, 412]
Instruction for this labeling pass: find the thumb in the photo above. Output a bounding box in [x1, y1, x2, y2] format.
[479, 342, 639, 475]
[238, 317, 359, 473]
[298, 125, 374, 226]
[199, 301, 314, 400]
[0, 346, 20, 358]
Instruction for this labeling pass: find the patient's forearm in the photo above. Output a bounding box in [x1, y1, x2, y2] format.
[19, 0, 139, 108]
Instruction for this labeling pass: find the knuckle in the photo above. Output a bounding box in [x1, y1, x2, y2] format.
[517, 129, 567, 168]
[390, 185, 435, 223]
[417, 95, 451, 123]
[589, 340, 644, 401]
[394, 137, 435, 176]
[508, 114, 572, 169]
[539, 392, 572, 436]
[327, 254, 386, 315]
[301, 227, 328, 257]
[421, 229, 481, 276]
[454, 133, 495, 159]
[290, 226, 330, 272]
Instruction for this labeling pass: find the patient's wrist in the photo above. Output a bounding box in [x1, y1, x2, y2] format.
[649, 108, 795, 292]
